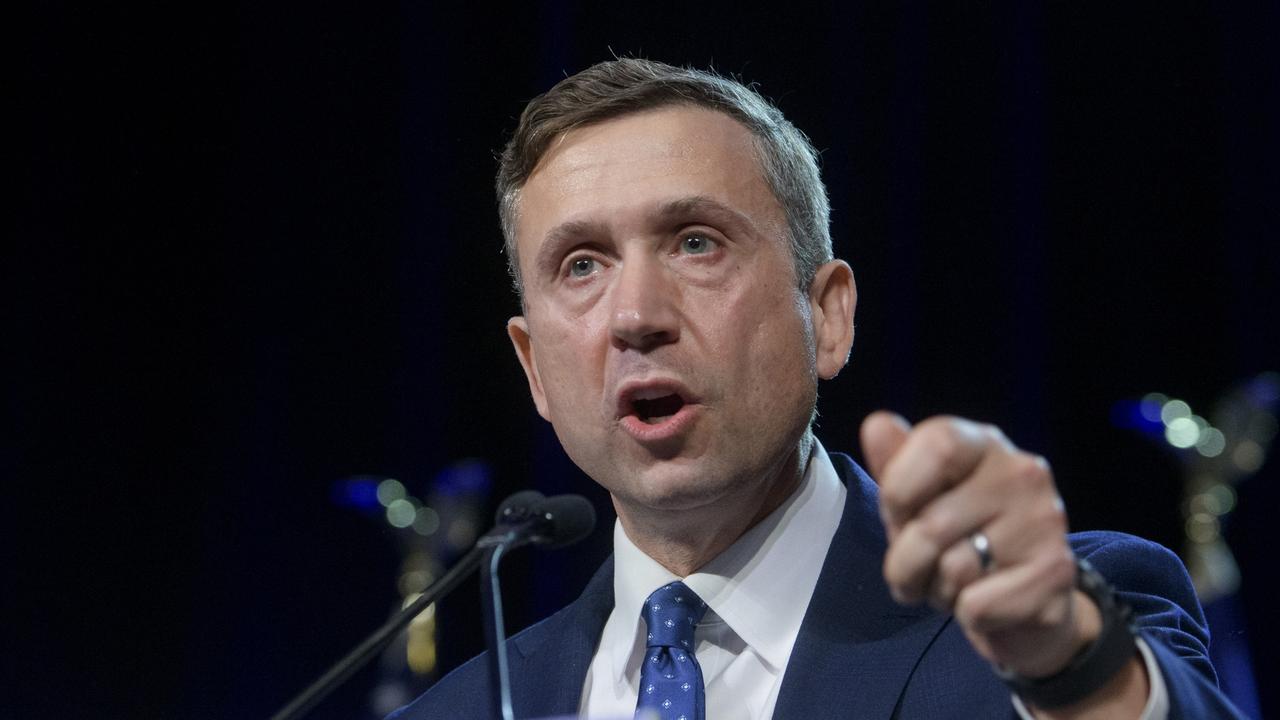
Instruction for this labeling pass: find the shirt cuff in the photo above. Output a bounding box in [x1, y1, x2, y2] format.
[1010, 637, 1168, 720]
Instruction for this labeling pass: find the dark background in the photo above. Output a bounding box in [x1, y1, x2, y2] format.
[10, 2, 1278, 718]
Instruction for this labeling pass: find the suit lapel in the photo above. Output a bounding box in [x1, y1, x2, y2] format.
[501, 454, 950, 719]
[773, 453, 951, 718]
[507, 555, 616, 718]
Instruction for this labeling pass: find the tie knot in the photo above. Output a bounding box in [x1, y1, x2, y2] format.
[641, 581, 707, 650]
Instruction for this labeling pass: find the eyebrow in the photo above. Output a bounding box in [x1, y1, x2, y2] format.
[533, 218, 611, 277]
[654, 195, 757, 232]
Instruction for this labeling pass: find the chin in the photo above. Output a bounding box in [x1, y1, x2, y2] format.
[613, 462, 745, 513]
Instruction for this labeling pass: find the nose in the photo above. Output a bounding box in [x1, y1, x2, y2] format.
[609, 256, 680, 351]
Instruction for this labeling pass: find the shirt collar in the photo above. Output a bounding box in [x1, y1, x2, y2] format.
[608, 439, 847, 676]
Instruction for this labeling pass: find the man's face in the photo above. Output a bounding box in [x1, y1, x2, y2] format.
[507, 106, 849, 519]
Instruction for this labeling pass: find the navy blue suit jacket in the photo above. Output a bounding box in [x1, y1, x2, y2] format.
[391, 453, 1241, 719]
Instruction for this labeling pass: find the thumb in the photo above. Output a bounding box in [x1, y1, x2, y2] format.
[859, 410, 912, 481]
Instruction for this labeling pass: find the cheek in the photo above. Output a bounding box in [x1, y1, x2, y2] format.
[738, 293, 817, 404]
[531, 316, 609, 417]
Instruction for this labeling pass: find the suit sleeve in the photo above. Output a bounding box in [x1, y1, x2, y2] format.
[1073, 531, 1246, 720]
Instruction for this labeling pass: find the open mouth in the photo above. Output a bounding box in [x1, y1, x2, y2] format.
[619, 381, 696, 429]
[631, 394, 686, 425]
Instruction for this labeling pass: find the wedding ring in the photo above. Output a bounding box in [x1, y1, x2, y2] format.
[970, 531, 994, 572]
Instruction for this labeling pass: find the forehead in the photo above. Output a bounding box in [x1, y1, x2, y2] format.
[514, 106, 783, 256]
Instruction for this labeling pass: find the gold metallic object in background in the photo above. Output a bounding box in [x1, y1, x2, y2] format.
[1147, 373, 1279, 602]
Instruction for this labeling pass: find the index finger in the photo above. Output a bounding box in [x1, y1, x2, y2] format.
[877, 416, 996, 530]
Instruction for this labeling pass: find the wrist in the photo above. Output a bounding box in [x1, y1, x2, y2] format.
[998, 558, 1138, 708]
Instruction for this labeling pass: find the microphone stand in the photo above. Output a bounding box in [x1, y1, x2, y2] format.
[480, 544, 515, 720]
[472, 494, 594, 720]
[475, 510, 544, 720]
[268, 492, 591, 720]
[269, 545, 483, 720]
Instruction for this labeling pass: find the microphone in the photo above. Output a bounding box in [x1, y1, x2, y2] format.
[479, 493, 596, 720]
[268, 490, 595, 720]
[480, 491, 596, 550]
[532, 493, 596, 548]
[496, 489, 546, 521]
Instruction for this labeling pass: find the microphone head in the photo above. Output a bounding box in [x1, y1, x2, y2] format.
[494, 490, 546, 525]
[532, 494, 596, 549]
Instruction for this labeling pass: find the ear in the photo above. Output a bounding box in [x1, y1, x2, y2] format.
[507, 316, 551, 420]
[808, 259, 857, 380]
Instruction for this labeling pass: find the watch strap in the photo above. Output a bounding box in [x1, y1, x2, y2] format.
[997, 557, 1138, 709]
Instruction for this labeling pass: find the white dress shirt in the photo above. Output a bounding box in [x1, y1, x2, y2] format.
[578, 440, 1168, 719]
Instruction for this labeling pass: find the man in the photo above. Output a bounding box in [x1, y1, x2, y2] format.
[391, 59, 1241, 719]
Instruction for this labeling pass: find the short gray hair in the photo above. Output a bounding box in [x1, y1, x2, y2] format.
[496, 58, 832, 297]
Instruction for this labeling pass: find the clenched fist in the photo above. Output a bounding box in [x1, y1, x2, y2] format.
[861, 411, 1100, 680]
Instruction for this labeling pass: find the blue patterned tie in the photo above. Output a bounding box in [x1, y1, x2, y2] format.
[635, 582, 708, 720]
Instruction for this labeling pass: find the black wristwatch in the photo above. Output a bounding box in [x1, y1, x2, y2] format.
[997, 557, 1139, 709]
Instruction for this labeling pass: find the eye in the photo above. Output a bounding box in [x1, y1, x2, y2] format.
[680, 233, 715, 255]
[567, 256, 598, 278]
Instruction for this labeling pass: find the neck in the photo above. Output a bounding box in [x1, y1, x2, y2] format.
[616, 433, 814, 577]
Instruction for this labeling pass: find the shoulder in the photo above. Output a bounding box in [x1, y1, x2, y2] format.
[387, 555, 616, 720]
[384, 651, 489, 720]
[386, 600, 584, 720]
